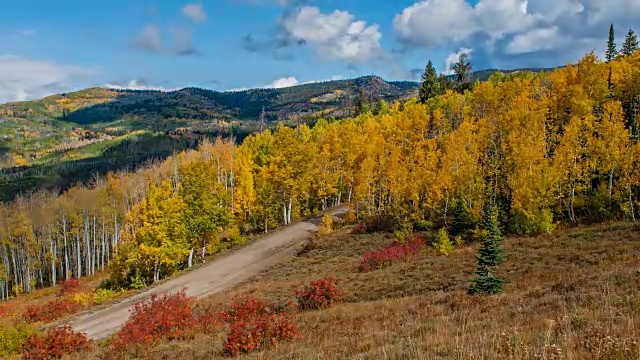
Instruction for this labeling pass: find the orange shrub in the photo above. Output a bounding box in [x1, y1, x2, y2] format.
[58, 279, 81, 296]
[111, 290, 199, 350]
[224, 312, 298, 356]
[219, 296, 298, 356]
[21, 298, 81, 324]
[22, 325, 92, 360]
[295, 278, 344, 311]
[217, 296, 272, 324]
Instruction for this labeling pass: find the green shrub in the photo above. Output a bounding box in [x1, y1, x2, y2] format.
[413, 219, 433, 231]
[393, 218, 414, 241]
[0, 321, 38, 357]
[94, 289, 128, 305]
[433, 228, 454, 255]
[129, 271, 147, 290]
[510, 208, 557, 235]
[227, 226, 248, 246]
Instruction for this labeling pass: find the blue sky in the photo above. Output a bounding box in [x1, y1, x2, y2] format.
[0, 0, 638, 102]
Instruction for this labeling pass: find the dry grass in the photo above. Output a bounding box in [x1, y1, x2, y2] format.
[84, 222, 640, 359]
[0, 273, 110, 323]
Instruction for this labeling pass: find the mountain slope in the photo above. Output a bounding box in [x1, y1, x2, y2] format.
[0, 68, 547, 199]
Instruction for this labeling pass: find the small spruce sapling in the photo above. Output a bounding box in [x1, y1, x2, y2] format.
[468, 204, 505, 295]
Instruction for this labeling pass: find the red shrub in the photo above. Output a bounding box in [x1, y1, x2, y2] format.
[22, 298, 81, 323]
[112, 290, 198, 350]
[359, 235, 426, 271]
[217, 296, 272, 324]
[22, 325, 92, 360]
[219, 296, 299, 356]
[58, 279, 81, 296]
[192, 306, 219, 334]
[296, 278, 344, 311]
[224, 312, 297, 356]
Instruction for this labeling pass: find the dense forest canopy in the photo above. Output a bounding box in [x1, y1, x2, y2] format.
[1, 50, 639, 298]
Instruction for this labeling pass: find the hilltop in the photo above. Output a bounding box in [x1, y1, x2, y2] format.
[0, 68, 548, 200]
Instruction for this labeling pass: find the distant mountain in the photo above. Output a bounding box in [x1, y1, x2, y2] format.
[1, 68, 553, 133]
[0, 68, 550, 199]
[1, 76, 414, 132]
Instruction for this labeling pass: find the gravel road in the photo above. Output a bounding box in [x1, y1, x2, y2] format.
[69, 206, 347, 339]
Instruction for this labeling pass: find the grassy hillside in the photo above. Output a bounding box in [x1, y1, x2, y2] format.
[109, 221, 640, 359]
[0, 218, 636, 359]
[0, 220, 633, 359]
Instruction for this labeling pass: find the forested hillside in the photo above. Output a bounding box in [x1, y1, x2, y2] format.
[0, 76, 417, 200]
[0, 50, 638, 299]
[0, 69, 551, 201]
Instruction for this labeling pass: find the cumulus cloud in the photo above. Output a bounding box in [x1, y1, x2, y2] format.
[280, 6, 383, 62]
[263, 76, 300, 88]
[505, 27, 565, 54]
[104, 78, 180, 92]
[133, 25, 201, 56]
[394, 0, 640, 68]
[226, 74, 344, 92]
[444, 48, 472, 75]
[243, 6, 384, 64]
[0, 56, 95, 103]
[182, 4, 207, 24]
[394, 0, 479, 47]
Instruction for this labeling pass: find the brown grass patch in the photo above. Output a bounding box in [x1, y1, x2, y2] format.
[82, 223, 640, 359]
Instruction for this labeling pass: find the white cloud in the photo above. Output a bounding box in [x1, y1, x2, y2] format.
[263, 76, 300, 88]
[281, 6, 383, 62]
[394, 0, 478, 47]
[395, 0, 640, 68]
[20, 29, 36, 36]
[394, 0, 536, 47]
[0, 56, 95, 103]
[103, 79, 179, 92]
[505, 27, 564, 54]
[182, 4, 207, 24]
[226, 75, 344, 92]
[444, 48, 472, 75]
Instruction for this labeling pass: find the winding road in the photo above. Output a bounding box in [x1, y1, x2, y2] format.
[69, 206, 347, 339]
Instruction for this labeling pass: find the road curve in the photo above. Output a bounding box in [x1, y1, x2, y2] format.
[69, 206, 348, 339]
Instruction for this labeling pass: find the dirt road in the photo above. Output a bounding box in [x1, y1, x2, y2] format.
[69, 206, 347, 339]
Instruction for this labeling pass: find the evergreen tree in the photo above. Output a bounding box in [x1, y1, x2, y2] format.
[606, 24, 618, 62]
[419, 60, 441, 103]
[621, 29, 639, 56]
[356, 88, 370, 115]
[451, 195, 472, 236]
[438, 74, 453, 93]
[468, 204, 505, 295]
[453, 53, 473, 92]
